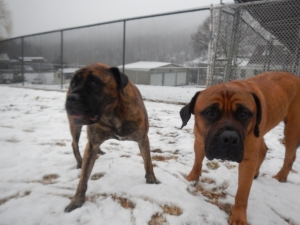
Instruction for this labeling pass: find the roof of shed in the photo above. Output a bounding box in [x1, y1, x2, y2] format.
[0, 53, 9, 61]
[59, 68, 80, 73]
[119, 61, 182, 71]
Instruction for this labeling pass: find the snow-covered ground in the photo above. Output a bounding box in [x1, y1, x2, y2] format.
[0, 85, 299, 225]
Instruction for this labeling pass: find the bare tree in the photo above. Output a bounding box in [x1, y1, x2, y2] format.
[0, 0, 12, 40]
[190, 17, 210, 58]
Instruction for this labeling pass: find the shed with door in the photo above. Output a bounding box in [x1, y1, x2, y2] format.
[119, 61, 188, 86]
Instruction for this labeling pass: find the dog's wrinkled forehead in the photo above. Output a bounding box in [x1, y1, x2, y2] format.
[76, 65, 110, 80]
[198, 86, 255, 112]
[71, 64, 114, 89]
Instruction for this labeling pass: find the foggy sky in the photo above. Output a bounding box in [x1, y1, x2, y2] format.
[5, 0, 233, 38]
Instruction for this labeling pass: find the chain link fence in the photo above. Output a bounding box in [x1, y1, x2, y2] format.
[1, 1, 298, 89]
[0, 7, 210, 89]
[207, 0, 300, 86]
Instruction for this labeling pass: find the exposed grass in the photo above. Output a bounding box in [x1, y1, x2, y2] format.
[152, 155, 178, 162]
[90, 173, 105, 180]
[42, 174, 60, 184]
[162, 204, 182, 216]
[206, 161, 219, 170]
[6, 137, 21, 143]
[188, 180, 231, 214]
[112, 194, 135, 209]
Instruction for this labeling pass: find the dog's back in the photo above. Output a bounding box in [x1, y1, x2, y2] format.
[230, 71, 300, 133]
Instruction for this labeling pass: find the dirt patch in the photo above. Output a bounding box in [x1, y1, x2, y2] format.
[206, 161, 219, 170]
[279, 137, 285, 146]
[189, 180, 231, 214]
[6, 137, 21, 143]
[109, 142, 119, 146]
[224, 162, 236, 169]
[0, 191, 31, 206]
[1, 125, 13, 128]
[148, 204, 182, 225]
[42, 174, 60, 184]
[55, 142, 66, 146]
[112, 194, 135, 209]
[90, 173, 105, 180]
[40, 141, 67, 146]
[201, 177, 215, 184]
[23, 129, 34, 133]
[120, 155, 131, 158]
[148, 213, 167, 225]
[152, 149, 163, 153]
[152, 155, 178, 162]
[89, 193, 135, 210]
[291, 169, 298, 174]
[162, 204, 182, 216]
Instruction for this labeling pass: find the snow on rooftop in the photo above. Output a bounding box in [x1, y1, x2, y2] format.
[0, 53, 9, 61]
[60, 68, 80, 73]
[119, 61, 178, 71]
[18, 56, 46, 62]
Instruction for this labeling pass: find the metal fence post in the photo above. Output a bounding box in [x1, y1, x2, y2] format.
[21, 37, 24, 86]
[197, 68, 199, 86]
[122, 20, 126, 73]
[295, 26, 300, 76]
[225, 6, 241, 82]
[61, 30, 64, 89]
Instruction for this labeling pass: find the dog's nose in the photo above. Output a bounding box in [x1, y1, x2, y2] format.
[67, 93, 80, 102]
[220, 130, 240, 146]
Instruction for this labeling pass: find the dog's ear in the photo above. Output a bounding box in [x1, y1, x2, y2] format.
[180, 91, 201, 129]
[110, 67, 128, 93]
[251, 93, 262, 137]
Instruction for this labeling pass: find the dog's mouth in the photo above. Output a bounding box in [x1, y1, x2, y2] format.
[69, 112, 99, 125]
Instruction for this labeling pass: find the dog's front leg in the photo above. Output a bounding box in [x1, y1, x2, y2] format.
[228, 156, 257, 225]
[65, 141, 98, 212]
[68, 115, 83, 169]
[186, 137, 205, 182]
[138, 135, 159, 184]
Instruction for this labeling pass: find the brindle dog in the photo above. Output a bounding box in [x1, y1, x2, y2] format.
[65, 63, 159, 212]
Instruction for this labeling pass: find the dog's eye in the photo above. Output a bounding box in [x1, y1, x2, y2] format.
[89, 78, 101, 87]
[205, 110, 216, 119]
[239, 110, 249, 120]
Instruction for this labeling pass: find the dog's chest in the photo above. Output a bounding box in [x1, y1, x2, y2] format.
[100, 116, 140, 138]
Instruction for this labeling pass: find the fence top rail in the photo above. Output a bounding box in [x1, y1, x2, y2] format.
[0, 6, 212, 43]
[212, 0, 295, 9]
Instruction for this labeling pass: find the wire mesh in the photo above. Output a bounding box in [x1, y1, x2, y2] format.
[0, 8, 211, 89]
[207, 0, 300, 86]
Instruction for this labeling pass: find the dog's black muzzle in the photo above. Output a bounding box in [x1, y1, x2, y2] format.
[65, 93, 98, 125]
[205, 129, 244, 163]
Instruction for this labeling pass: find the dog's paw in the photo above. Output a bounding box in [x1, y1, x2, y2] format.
[186, 172, 200, 182]
[64, 199, 84, 212]
[228, 207, 247, 225]
[98, 148, 106, 155]
[272, 174, 287, 182]
[76, 163, 82, 169]
[146, 174, 160, 184]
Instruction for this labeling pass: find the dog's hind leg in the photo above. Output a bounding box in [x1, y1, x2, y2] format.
[254, 138, 268, 179]
[68, 115, 83, 169]
[138, 135, 159, 184]
[273, 118, 299, 182]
